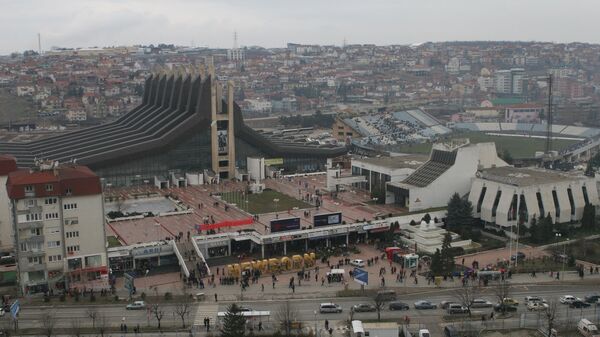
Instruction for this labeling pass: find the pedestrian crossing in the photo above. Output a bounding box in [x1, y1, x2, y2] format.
[193, 303, 219, 326]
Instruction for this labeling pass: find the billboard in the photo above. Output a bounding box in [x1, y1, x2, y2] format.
[265, 158, 284, 166]
[270, 217, 301, 233]
[217, 129, 228, 154]
[313, 212, 342, 227]
[353, 268, 368, 286]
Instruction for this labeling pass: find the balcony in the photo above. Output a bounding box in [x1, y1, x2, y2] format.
[17, 221, 44, 231]
[21, 249, 45, 258]
[21, 235, 45, 244]
[17, 205, 42, 213]
[21, 262, 46, 272]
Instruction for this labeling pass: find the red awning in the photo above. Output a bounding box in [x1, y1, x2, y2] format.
[198, 217, 254, 231]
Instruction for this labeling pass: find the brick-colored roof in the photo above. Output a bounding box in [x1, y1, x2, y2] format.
[6, 165, 101, 199]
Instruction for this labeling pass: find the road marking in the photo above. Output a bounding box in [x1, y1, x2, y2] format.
[194, 304, 218, 326]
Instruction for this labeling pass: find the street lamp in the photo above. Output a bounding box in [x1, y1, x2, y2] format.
[562, 238, 569, 280]
[273, 198, 279, 214]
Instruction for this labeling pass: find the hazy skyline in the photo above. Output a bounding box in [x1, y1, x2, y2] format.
[2, 0, 600, 54]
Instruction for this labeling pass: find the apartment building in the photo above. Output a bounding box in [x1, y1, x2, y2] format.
[0, 155, 18, 252]
[5, 162, 108, 294]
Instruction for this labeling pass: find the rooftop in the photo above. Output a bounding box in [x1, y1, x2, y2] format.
[477, 166, 577, 186]
[352, 154, 428, 170]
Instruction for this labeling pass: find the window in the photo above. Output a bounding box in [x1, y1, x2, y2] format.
[26, 199, 36, 207]
[30, 228, 42, 236]
[84, 255, 102, 267]
[25, 185, 34, 193]
[44, 212, 59, 220]
[25, 213, 41, 222]
[67, 245, 80, 253]
[20, 243, 27, 252]
[47, 241, 61, 248]
[64, 218, 79, 226]
[44, 198, 58, 205]
[45, 184, 54, 192]
[65, 188, 72, 195]
[48, 255, 62, 262]
[64, 203, 78, 210]
[28, 256, 43, 264]
[48, 227, 60, 235]
[66, 231, 79, 238]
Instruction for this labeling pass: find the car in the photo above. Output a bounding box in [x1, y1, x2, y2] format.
[238, 306, 253, 312]
[510, 252, 526, 261]
[351, 304, 376, 312]
[560, 295, 580, 304]
[471, 299, 493, 308]
[584, 294, 600, 303]
[0, 308, 4, 317]
[440, 301, 456, 309]
[389, 301, 410, 311]
[447, 303, 469, 314]
[570, 300, 591, 309]
[524, 296, 547, 303]
[350, 259, 365, 268]
[527, 302, 549, 311]
[418, 329, 431, 337]
[494, 304, 518, 312]
[501, 298, 519, 306]
[320, 303, 342, 313]
[414, 300, 437, 309]
[376, 290, 397, 301]
[126, 301, 146, 310]
[444, 326, 459, 337]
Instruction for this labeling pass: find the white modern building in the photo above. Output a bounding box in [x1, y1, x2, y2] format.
[387, 141, 508, 211]
[400, 220, 472, 254]
[348, 155, 427, 195]
[6, 161, 109, 294]
[494, 68, 525, 95]
[469, 166, 599, 230]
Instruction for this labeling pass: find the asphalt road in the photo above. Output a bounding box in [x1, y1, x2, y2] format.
[10, 283, 600, 335]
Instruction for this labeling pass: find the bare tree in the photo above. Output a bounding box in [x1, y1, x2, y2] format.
[41, 311, 56, 337]
[97, 314, 109, 337]
[545, 300, 558, 337]
[372, 293, 390, 322]
[275, 300, 298, 337]
[71, 318, 83, 337]
[151, 303, 165, 329]
[491, 280, 511, 314]
[174, 291, 194, 328]
[86, 308, 98, 329]
[454, 284, 480, 317]
[116, 196, 126, 213]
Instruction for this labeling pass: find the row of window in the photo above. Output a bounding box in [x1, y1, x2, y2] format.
[24, 185, 72, 194]
[64, 203, 78, 210]
[48, 255, 62, 262]
[27, 255, 63, 263]
[67, 245, 80, 253]
[66, 231, 79, 238]
[45, 212, 59, 220]
[45, 198, 58, 205]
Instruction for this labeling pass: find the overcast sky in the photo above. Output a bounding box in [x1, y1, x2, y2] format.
[1, 0, 599, 54]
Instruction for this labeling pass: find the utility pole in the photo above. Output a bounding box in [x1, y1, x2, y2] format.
[37, 33, 42, 55]
[545, 75, 553, 154]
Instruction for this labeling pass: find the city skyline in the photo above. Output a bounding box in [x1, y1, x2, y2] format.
[2, 0, 600, 54]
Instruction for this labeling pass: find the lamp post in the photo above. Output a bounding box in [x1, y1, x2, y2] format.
[562, 238, 569, 280]
[273, 198, 279, 214]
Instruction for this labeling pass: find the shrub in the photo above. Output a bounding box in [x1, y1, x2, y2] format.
[164, 292, 173, 300]
[140, 292, 146, 300]
[74, 293, 80, 302]
[59, 294, 66, 302]
[114, 295, 120, 302]
[90, 294, 96, 302]
[43, 295, 50, 302]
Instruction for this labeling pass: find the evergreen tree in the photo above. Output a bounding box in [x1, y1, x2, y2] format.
[446, 193, 474, 230]
[581, 204, 596, 229]
[440, 232, 455, 274]
[221, 304, 246, 337]
[430, 249, 443, 276]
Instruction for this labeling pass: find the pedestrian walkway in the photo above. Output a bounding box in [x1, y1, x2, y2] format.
[193, 303, 218, 328]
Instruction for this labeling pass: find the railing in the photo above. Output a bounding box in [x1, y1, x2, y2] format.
[170, 240, 190, 278]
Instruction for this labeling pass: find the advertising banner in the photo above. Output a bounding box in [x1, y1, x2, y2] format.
[217, 129, 228, 154]
[313, 212, 342, 227]
[270, 217, 301, 233]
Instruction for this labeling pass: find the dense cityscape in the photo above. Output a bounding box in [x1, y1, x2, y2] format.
[2, 2, 600, 337]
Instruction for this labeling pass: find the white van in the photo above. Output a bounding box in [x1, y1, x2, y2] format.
[578, 319, 600, 337]
[320, 303, 342, 313]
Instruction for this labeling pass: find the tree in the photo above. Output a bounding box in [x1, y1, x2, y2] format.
[422, 213, 432, 223]
[71, 319, 83, 337]
[544, 300, 558, 337]
[41, 312, 56, 337]
[430, 249, 443, 276]
[446, 193, 474, 230]
[440, 232, 456, 275]
[275, 301, 297, 337]
[150, 303, 165, 329]
[454, 285, 480, 317]
[86, 308, 98, 328]
[222, 303, 247, 337]
[97, 314, 109, 337]
[581, 204, 596, 229]
[174, 291, 193, 328]
[499, 149, 514, 165]
[492, 280, 511, 314]
[372, 293, 390, 321]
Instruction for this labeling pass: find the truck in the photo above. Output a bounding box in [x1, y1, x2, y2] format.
[578, 319, 600, 337]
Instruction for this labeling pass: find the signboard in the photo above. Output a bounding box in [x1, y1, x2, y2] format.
[362, 222, 388, 231]
[131, 244, 173, 258]
[353, 268, 368, 286]
[270, 217, 301, 233]
[217, 129, 228, 155]
[313, 212, 342, 228]
[308, 231, 328, 239]
[10, 300, 19, 319]
[265, 158, 284, 166]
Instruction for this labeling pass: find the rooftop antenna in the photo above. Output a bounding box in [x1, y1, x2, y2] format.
[343, 37, 347, 49]
[233, 31, 238, 49]
[545, 74, 553, 154]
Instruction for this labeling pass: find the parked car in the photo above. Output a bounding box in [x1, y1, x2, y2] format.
[126, 301, 146, 310]
[238, 306, 253, 312]
[570, 300, 591, 309]
[447, 303, 469, 314]
[494, 304, 518, 313]
[388, 301, 410, 311]
[471, 299, 493, 308]
[320, 303, 342, 313]
[524, 296, 546, 303]
[501, 298, 519, 306]
[376, 290, 397, 301]
[444, 326, 459, 337]
[577, 318, 600, 337]
[584, 295, 600, 304]
[440, 301, 455, 309]
[414, 300, 437, 310]
[527, 302, 548, 311]
[418, 329, 431, 337]
[350, 259, 365, 268]
[352, 304, 376, 312]
[510, 252, 526, 261]
[560, 295, 580, 304]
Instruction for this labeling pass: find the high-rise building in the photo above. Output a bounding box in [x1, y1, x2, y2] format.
[494, 68, 525, 95]
[0, 155, 18, 252]
[6, 162, 108, 294]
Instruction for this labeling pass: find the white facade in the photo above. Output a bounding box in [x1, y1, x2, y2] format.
[469, 167, 599, 229]
[0, 174, 11, 251]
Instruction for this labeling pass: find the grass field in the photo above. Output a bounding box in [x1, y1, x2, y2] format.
[393, 131, 578, 159]
[0, 89, 37, 123]
[221, 189, 311, 214]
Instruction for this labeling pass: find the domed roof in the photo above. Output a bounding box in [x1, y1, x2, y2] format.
[480, 68, 491, 76]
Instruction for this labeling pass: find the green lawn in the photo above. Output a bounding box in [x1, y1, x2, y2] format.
[221, 189, 311, 214]
[392, 131, 578, 159]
